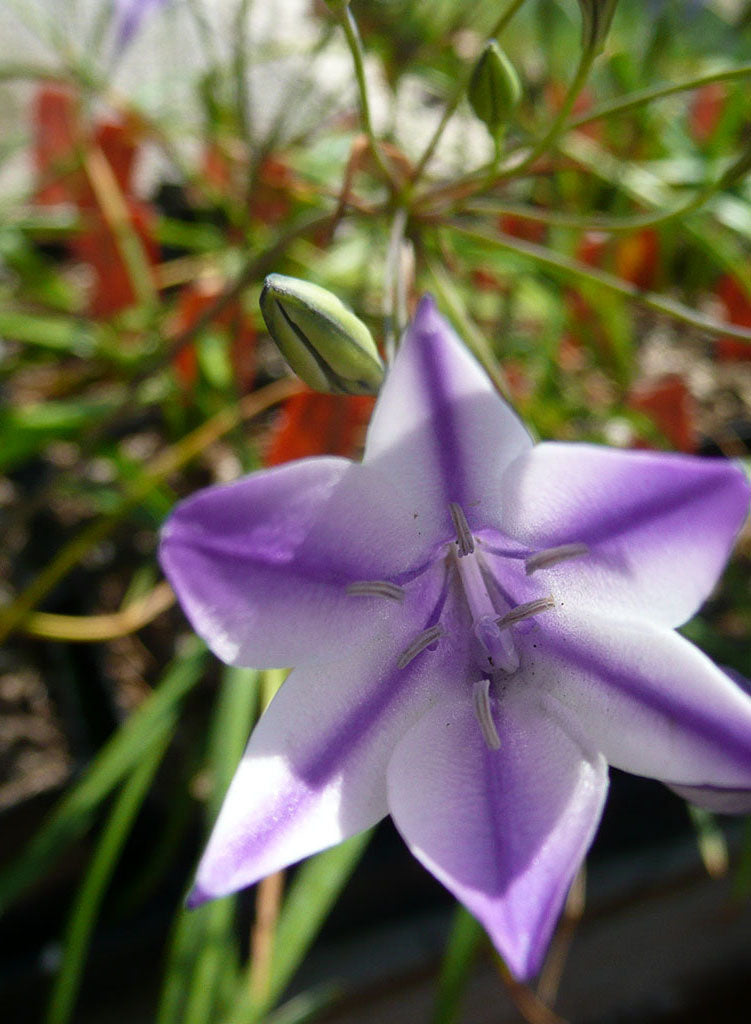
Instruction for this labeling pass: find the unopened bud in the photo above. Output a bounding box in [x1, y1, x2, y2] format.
[260, 274, 383, 395]
[468, 42, 521, 137]
[578, 0, 619, 55]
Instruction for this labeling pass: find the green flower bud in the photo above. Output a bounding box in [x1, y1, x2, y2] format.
[578, 0, 619, 55]
[468, 42, 521, 137]
[260, 274, 384, 395]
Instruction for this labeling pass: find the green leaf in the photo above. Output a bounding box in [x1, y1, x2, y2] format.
[0, 310, 96, 356]
[0, 639, 207, 915]
[432, 906, 485, 1024]
[46, 732, 170, 1024]
[157, 666, 259, 1024]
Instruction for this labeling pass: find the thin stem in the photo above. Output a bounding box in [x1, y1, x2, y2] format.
[232, 0, 255, 154]
[417, 49, 595, 211]
[0, 379, 301, 645]
[411, 0, 528, 184]
[497, 960, 568, 1024]
[569, 62, 751, 131]
[447, 219, 751, 343]
[21, 581, 175, 642]
[83, 144, 159, 311]
[495, 50, 595, 185]
[248, 871, 286, 1006]
[423, 252, 511, 397]
[460, 162, 734, 234]
[337, 5, 395, 186]
[384, 206, 409, 361]
[536, 867, 586, 1009]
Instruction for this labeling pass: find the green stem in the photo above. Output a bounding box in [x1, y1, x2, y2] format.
[411, 0, 528, 184]
[384, 206, 409, 362]
[417, 48, 594, 210]
[0, 379, 298, 644]
[492, 48, 595, 186]
[424, 254, 510, 397]
[569, 62, 751, 131]
[459, 160, 735, 234]
[447, 219, 751, 343]
[337, 5, 394, 186]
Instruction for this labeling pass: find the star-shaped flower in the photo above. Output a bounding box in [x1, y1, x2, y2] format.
[160, 296, 751, 979]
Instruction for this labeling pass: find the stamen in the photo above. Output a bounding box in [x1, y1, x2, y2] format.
[525, 543, 589, 575]
[346, 581, 405, 601]
[449, 502, 475, 557]
[472, 678, 501, 750]
[396, 624, 445, 669]
[496, 596, 555, 629]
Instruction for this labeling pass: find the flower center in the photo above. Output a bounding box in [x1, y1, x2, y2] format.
[346, 503, 588, 750]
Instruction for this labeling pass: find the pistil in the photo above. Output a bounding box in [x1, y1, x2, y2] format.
[453, 543, 519, 674]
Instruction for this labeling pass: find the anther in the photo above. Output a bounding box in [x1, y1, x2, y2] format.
[396, 625, 445, 669]
[449, 502, 475, 557]
[346, 581, 405, 601]
[496, 596, 555, 629]
[525, 543, 589, 575]
[472, 678, 501, 750]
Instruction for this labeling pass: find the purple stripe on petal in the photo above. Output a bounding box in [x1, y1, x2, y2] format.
[552, 636, 751, 775]
[191, 571, 468, 899]
[364, 295, 532, 541]
[387, 694, 607, 980]
[539, 611, 751, 789]
[500, 444, 750, 627]
[412, 296, 468, 507]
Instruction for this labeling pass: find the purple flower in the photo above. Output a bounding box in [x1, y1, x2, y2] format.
[113, 0, 171, 50]
[160, 296, 751, 979]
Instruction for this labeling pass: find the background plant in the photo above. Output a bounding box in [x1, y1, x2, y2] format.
[1, 0, 751, 1021]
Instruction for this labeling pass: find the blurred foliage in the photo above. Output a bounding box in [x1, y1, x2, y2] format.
[0, 0, 750, 1022]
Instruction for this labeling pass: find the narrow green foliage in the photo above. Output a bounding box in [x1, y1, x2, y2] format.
[46, 733, 170, 1024]
[432, 906, 485, 1024]
[226, 829, 373, 1024]
[157, 666, 260, 1024]
[0, 639, 207, 914]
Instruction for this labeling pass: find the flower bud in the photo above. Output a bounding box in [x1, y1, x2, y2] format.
[260, 274, 384, 395]
[578, 0, 619, 55]
[468, 42, 521, 137]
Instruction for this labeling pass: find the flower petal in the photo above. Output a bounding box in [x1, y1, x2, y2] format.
[386, 692, 608, 980]
[539, 609, 751, 791]
[160, 457, 428, 667]
[364, 296, 532, 541]
[190, 573, 469, 902]
[499, 443, 749, 626]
